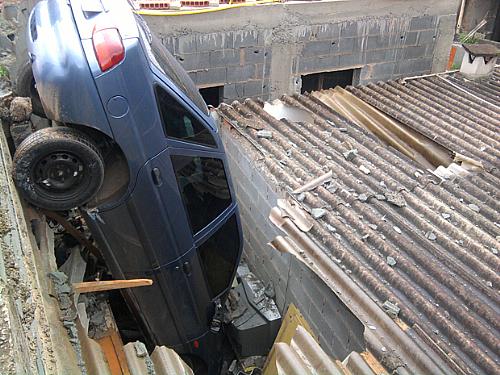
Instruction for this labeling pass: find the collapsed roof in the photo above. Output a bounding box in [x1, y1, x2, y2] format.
[217, 67, 499, 375]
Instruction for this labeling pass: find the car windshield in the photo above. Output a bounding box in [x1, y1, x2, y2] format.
[135, 15, 209, 115]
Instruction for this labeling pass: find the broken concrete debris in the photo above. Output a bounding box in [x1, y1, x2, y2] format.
[325, 223, 336, 232]
[385, 192, 406, 207]
[48, 271, 86, 374]
[386, 256, 397, 267]
[311, 208, 326, 219]
[468, 203, 480, 213]
[359, 165, 371, 175]
[358, 193, 368, 202]
[343, 148, 358, 161]
[256, 129, 273, 139]
[425, 231, 437, 241]
[382, 300, 400, 319]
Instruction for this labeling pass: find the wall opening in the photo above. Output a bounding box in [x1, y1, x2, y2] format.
[301, 69, 360, 93]
[199, 86, 224, 107]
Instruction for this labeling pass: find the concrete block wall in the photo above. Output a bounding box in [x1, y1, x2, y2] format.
[220, 123, 365, 359]
[145, 0, 458, 102]
[163, 30, 272, 102]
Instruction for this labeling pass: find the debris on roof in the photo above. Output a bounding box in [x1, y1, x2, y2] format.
[347, 67, 500, 172]
[217, 68, 500, 375]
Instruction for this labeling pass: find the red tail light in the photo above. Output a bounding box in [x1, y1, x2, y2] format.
[92, 27, 125, 72]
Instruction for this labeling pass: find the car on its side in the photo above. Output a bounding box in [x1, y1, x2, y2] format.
[13, 0, 242, 371]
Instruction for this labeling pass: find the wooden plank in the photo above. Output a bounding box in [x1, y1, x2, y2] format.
[73, 279, 153, 294]
[109, 329, 131, 375]
[97, 335, 123, 375]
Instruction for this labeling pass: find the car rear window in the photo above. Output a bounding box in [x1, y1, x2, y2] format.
[155, 85, 216, 146]
[171, 155, 231, 234]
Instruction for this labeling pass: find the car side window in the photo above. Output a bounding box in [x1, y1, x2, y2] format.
[171, 155, 231, 234]
[155, 85, 216, 147]
[198, 214, 240, 298]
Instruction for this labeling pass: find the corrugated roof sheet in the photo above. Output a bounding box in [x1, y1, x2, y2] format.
[347, 67, 500, 172]
[217, 69, 499, 375]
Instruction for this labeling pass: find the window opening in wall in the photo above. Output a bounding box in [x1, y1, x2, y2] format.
[199, 85, 224, 107]
[301, 68, 360, 93]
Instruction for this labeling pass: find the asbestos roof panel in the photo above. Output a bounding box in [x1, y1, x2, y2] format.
[347, 67, 500, 171]
[217, 78, 499, 374]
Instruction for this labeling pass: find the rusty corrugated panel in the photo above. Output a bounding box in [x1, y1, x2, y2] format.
[216, 73, 500, 374]
[311, 87, 452, 169]
[347, 67, 500, 171]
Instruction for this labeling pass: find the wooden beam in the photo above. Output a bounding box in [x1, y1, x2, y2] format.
[73, 279, 153, 294]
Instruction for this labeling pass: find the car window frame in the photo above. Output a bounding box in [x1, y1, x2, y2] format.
[166, 146, 236, 243]
[152, 78, 220, 152]
[154, 83, 218, 149]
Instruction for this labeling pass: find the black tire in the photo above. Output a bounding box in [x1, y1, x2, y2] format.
[12, 127, 105, 210]
[15, 60, 46, 118]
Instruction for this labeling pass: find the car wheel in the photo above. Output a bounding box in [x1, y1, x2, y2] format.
[16, 60, 46, 118]
[12, 127, 105, 211]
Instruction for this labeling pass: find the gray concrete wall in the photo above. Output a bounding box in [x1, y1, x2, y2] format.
[145, 0, 459, 102]
[219, 119, 365, 359]
[460, 0, 499, 40]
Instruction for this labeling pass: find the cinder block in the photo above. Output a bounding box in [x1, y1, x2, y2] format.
[258, 30, 273, 47]
[397, 57, 432, 74]
[196, 67, 226, 85]
[370, 61, 397, 77]
[233, 30, 260, 48]
[223, 83, 244, 101]
[338, 37, 362, 54]
[409, 15, 437, 31]
[254, 63, 271, 79]
[177, 52, 210, 71]
[295, 26, 313, 42]
[338, 53, 363, 67]
[299, 55, 340, 73]
[366, 35, 390, 50]
[161, 37, 176, 53]
[209, 49, 241, 67]
[418, 29, 437, 44]
[364, 48, 396, 64]
[302, 40, 336, 57]
[340, 21, 360, 38]
[243, 80, 264, 97]
[177, 35, 197, 54]
[196, 32, 233, 52]
[402, 31, 418, 46]
[314, 23, 341, 40]
[227, 65, 256, 83]
[244, 47, 270, 63]
[402, 45, 427, 60]
[365, 20, 383, 36]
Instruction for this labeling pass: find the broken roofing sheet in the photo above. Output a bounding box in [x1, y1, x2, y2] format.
[217, 71, 499, 374]
[347, 66, 500, 172]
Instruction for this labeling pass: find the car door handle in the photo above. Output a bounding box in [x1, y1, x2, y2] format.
[151, 167, 162, 186]
[182, 261, 192, 276]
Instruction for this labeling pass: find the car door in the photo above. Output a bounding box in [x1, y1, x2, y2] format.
[150, 81, 241, 321]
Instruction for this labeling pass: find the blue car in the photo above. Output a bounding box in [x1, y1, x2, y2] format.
[13, 0, 242, 371]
